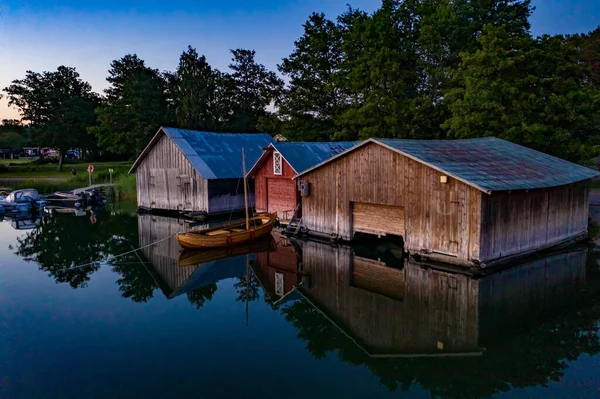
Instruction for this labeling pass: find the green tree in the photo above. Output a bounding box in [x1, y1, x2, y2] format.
[569, 26, 600, 89]
[0, 131, 27, 153]
[227, 49, 283, 132]
[167, 46, 230, 131]
[278, 12, 347, 141]
[444, 24, 600, 162]
[89, 54, 169, 156]
[4, 66, 98, 171]
[334, 0, 423, 140]
[417, 0, 533, 137]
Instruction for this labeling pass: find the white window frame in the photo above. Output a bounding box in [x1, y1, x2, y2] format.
[273, 151, 282, 175]
[275, 272, 284, 296]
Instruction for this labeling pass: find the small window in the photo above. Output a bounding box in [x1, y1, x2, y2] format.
[275, 272, 284, 296]
[273, 151, 282, 175]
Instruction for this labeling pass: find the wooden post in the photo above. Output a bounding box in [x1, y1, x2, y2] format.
[242, 148, 250, 231]
[109, 168, 113, 184]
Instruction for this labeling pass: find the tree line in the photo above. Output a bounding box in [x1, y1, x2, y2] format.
[3, 0, 600, 171]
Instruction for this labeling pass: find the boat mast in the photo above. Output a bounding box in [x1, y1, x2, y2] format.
[245, 254, 250, 327]
[242, 147, 250, 231]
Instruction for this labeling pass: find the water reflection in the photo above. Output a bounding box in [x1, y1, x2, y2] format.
[11, 211, 600, 398]
[280, 240, 600, 397]
[137, 214, 275, 308]
[14, 207, 142, 291]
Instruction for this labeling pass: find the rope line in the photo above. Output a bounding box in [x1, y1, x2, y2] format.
[55, 231, 179, 273]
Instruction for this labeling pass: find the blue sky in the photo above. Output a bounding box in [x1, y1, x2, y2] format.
[1, 0, 599, 120]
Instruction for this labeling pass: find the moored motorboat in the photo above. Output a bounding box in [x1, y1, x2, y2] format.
[44, 188, 106, 209]
[0, 189, 46, 213]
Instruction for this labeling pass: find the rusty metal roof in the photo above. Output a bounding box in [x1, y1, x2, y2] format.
[129, 127, 274, 179]
[296, 137, 600, 193]
[247, 141, 360, 176]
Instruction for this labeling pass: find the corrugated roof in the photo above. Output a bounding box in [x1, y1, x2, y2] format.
[247, 141, 360, 176]
[275, 141, 360, 173]
[129, 127, 274, 179]
[296, 137, 600, 193]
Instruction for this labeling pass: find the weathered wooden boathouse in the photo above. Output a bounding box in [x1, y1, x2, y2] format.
[246, 141, 358, 220]
[294, 137, 599, 267]
[130, 127, 273, 215]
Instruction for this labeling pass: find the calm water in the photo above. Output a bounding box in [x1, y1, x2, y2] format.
[1, 208, 600, 399]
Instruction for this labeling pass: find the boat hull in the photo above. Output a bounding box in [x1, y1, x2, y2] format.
[177, 214, 277, 249]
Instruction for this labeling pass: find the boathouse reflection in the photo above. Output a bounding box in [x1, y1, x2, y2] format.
[134, 214, 600, 397]
[137, 214, 275, 308]
[278, 239, 599, 398]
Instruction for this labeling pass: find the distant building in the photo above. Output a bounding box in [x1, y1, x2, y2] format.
[129, 127, 273, 215]
[294, 137, 600, 268]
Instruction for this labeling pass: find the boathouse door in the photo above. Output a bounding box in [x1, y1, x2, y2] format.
[267, 178, 297, 220]
[351, 202, 405, 238]
[432, 188, 459, 256]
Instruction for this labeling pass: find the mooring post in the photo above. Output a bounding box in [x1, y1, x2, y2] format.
[87, 164, 94, 186]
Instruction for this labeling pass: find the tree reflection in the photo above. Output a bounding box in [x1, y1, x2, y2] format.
[187, 284, 218, 309]
[233, 269, 261, 303]
[114, 258, 159, 303]
[15, 209, 159, 301]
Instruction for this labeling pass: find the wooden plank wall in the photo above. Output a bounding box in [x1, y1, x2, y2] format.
[479, 181, 588, 262]
[136, 134, 208, 212]
[300, 240, 480, 354]
[300, 143, 482, 262]
[138, 214, 209, 298]
[253, 149, 297, 214]
[253, 231, 299, 299]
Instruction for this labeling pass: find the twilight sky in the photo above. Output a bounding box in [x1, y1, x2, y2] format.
[1, 0, 599, 120]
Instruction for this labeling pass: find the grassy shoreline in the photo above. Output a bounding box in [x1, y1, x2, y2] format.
[0, 159, 137, 199]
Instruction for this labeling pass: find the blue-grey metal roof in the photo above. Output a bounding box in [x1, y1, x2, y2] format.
[247, 141, 360, 176]
[130, 127, 274, 179]
[275, 141, 360, 173]
[296, 137, 600, 193]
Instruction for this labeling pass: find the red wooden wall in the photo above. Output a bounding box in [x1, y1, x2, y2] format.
[254, 231, 300, 299]
[253, 149, 299, 218]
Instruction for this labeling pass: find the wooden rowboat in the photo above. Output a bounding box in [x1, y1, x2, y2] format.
[177, 214, 277, 249]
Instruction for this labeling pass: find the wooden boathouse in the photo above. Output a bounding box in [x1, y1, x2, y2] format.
[294, 137, 599, 267]
[246, 141, 357, 220]
[129, 127, 273, 215]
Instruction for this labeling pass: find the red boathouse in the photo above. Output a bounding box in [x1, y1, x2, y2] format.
[247, 141, 358, 220]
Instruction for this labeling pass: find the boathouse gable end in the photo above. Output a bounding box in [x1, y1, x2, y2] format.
[247, 141, 359, 220]
[130, 127, 274, 214]
[250, 146, 298, 216]
[135, 133, 208, 212]
[296, 138, 598, 266]
[297, 142, 483, 262]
